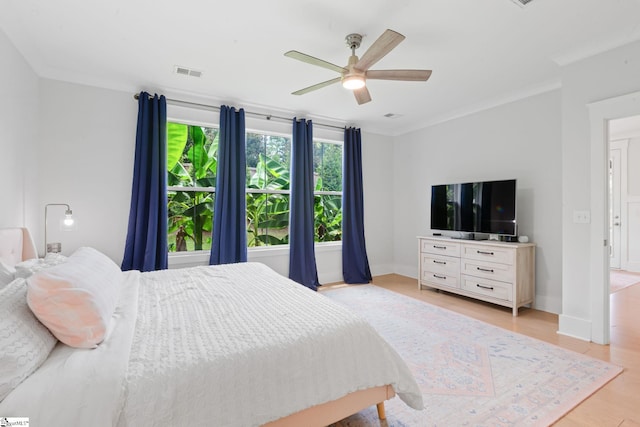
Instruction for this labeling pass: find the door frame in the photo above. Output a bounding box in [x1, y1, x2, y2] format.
[588, 90, 640, 345]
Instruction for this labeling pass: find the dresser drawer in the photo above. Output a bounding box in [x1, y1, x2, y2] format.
[421, 239, 460, 257]
[461, 274, 512, 302]
[422, 269, 459, 289]
[462, 243, 514, 265]
[422, 254, 459, 276]
[461, 258, 515, 282]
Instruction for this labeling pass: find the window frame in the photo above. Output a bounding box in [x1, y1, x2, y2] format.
[166, 120, 219, 253]
[166, 109, 345, 265]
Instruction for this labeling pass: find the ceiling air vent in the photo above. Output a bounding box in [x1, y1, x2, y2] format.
[511, 0, 534, 6]
[384, 113, 403, 119]
[174, 66, 203, 78]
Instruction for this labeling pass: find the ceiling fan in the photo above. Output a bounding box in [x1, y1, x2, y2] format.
[284, 29, 432, 105]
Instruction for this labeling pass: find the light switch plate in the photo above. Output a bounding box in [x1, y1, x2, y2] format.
[573, 210, 591, 224]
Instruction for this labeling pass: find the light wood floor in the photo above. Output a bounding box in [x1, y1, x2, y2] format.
[352, 274, 640, 427]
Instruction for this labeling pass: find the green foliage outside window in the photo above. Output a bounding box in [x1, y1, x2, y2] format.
[167, 123, 343, 252]
[167, 123, 218, 252]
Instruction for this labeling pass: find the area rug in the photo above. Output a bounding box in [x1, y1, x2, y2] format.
[322, 285, 623, 427]
[610, 270, 640, 293]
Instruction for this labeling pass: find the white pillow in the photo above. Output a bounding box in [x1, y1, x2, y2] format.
[0, 278, 57, 402]
[14, 258, 43, 279]
[0, 259, 16, 288]
[44, 252, 69, 266]
[14, 253, 68, 279]
[27, 247, 122, 349]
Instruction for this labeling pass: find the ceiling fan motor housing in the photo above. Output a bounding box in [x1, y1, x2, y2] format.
[345, 33, 362, 50]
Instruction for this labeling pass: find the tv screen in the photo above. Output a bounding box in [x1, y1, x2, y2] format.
[430, 179, 517, 236]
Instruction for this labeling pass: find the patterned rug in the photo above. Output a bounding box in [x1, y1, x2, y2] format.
[322, 285, 623, 427]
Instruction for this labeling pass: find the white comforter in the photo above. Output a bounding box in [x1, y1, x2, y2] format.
[1, 262, 423, 426]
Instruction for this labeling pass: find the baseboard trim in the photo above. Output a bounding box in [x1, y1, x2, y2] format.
[532, 295, 561, 315]
[558, 314, 592, 342]
[624, 261, 640, 273]
[394, 264, 418, 279]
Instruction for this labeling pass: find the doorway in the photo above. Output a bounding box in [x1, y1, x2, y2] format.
[609, 116, 640, 292]
[589, 91, 640, 345]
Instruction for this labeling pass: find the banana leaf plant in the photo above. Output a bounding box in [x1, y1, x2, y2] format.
[246, 154, 290, 246]
[313, 177, 342, 242]
[167, 123, 218, 251]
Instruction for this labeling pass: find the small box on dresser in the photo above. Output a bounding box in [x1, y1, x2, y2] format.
[418, 236, 535, 316]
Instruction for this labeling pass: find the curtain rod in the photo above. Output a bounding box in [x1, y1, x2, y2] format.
[133, 93, 347, 132]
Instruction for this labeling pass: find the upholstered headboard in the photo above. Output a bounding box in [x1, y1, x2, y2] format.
[0, 227, 38, 266]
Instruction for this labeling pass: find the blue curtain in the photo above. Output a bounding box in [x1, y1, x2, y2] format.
[122, 92, 168, 272]
[210, 105, 248, 265]
[289, 118, 319, 290]
[342, 127, 372, 283]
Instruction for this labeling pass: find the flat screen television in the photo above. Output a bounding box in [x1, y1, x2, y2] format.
[430, 179, 517, 237]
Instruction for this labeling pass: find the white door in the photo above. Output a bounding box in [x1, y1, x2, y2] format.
[609, 148, 621, 269]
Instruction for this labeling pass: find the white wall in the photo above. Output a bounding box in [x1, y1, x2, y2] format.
[560, 39, 640, 340]
[627, 137, 640, 196]
[626, 136, 640, 271]
[392, 90, 563, 313]
[361, 131, 395, 276]
[37, 79, 137, 262]
[0, 29, 39, 230]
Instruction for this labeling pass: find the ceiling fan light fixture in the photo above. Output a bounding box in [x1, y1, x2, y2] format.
[342, 74, 365, 90]
[285, 29, 430, 104]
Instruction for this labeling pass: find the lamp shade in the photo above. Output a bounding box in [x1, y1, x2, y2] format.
[63, 211, 75, 228]
[44, 203, 75, 254]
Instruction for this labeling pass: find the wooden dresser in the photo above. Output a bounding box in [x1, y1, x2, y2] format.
[418, 236, 535, 316]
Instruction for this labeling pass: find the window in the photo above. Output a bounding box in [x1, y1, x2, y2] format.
[313, 141, 342, 242]
[167, 122, 218, 252]
[167, 121, 343, 253]
[246, 132, 291, 246]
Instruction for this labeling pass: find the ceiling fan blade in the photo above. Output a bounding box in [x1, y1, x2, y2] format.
[292, 77, 342, 95]
[355, 29, 405, 72]
[353, 87, 372, 105]
[284, 50, 346, 74]
[366, 69, 432, 81]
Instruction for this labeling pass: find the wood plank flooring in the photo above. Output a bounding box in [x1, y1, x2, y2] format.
[333, 274, 640, 426]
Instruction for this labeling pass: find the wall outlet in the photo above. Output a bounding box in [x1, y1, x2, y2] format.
[573, 210, 591, 224]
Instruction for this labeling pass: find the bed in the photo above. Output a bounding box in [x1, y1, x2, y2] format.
[0, 227, 423, 426]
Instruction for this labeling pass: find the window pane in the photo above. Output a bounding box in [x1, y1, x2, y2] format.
[313, 142, 342, 191]
[246, 192, 289, 246]
[265, 135, 290, 188]
[314, 194, 342, 242]
[167, 122, 218, 253]
[246, 133, 264, 186]
[168, 190, 214, 252]
[167, 122, 219, 188]
[246, 133, 291, 189]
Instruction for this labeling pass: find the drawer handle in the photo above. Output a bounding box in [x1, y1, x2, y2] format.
[433, 274, 447, 279]
[433, 245, 447, 250]
[477, 250, 494, 256]
[477, 267, 494, 273]
[476, 284, 494, 291]
[433, 260, 446, 265]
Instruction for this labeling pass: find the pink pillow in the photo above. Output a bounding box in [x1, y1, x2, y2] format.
[26, 247, 122, 348]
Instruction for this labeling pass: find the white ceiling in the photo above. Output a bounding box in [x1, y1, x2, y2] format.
[2, 0, 640, 136]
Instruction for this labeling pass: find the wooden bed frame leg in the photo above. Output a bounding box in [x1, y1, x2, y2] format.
[376, 402, 386, 420]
